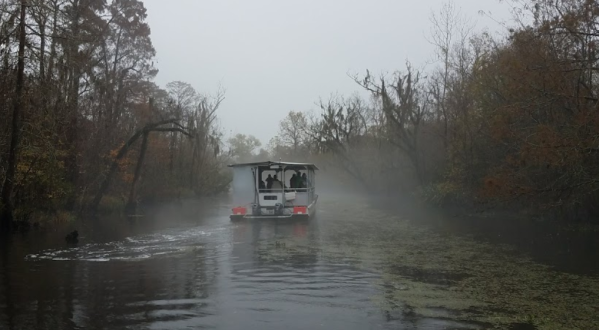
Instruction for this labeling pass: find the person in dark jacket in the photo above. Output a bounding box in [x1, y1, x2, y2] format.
[301, 173, 308, 188]
[266, 174, 274, 189]
[290, 173, 297, 188]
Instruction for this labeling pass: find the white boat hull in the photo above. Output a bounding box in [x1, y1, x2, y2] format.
[230, 196, 318, 220]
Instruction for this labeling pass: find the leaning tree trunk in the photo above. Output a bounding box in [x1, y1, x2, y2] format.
[1, 0, 27, 232]
[89, 129, 146, 213]
[125, 132, 149, 215]
[189, 140, 197, 190]
[88, 119, 191, 213]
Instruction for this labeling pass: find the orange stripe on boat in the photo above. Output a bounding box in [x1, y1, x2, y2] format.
[232, 207, 247, 215]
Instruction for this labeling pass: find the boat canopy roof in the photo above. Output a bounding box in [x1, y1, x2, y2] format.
[227, 160, 319, 171]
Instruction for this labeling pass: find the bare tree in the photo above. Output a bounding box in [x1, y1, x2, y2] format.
[0, 0, 228, 226]
[355, 65, 429, 184]
[1, 0, 26, 230]
[306, 95, 371, 185]
[277, 111, 309, 154]
[426, 0, 475, 147]
[90, 119, 193, 213]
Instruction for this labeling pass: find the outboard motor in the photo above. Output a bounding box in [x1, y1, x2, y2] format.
[274, 203, 284, 216]
[251, 203, 260, 216]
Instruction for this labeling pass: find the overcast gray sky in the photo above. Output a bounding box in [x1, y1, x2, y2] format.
[142, 0, 514, 146]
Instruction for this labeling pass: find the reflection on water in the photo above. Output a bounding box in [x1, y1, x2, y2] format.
[25, 228, 209, 262]
[0, 196, 478, 330]
[1, 195, 597, 329]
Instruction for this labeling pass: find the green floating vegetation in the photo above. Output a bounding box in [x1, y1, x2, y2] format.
[255, 200, 599, 330]
[367, 218, 599, 330]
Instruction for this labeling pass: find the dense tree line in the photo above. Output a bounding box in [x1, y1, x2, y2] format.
[0, 0, 228, 230]
[2, 0, 597, 228]
[269, 0, 599, 222]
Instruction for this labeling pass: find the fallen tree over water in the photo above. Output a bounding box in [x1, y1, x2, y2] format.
[89, 119, 193, 214]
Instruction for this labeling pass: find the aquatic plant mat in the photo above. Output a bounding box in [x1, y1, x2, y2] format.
[254, 198, 599, 330]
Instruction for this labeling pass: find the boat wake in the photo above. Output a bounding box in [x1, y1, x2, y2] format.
[25, 227, 213, 262]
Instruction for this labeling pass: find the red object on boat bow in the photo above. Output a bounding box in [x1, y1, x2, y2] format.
[232, 206, 247, 215]
[293, 206, 307, 215]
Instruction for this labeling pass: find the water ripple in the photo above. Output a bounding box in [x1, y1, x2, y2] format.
[24, 227, 211, 262]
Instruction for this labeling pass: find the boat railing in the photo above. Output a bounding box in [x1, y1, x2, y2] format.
[258, 187, 315, 193]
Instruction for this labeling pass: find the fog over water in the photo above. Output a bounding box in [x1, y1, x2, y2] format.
[2, 1, 598, 329]
[2, 169, 598, 329]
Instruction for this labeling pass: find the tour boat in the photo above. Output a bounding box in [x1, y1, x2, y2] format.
[228, 161, 318, 220]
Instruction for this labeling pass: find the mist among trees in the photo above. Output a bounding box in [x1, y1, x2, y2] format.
[266, 0, 599, 222]
[0, 0, 229, 230]
[1, 0, 598, 231]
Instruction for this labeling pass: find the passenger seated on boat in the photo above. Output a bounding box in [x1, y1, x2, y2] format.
[259, 180, 265, 191]
[271, 177, 283, 190]
[301, 173, 308, 188]
[266, 174, 274, 189]
[289, 173, 297, 188]
[294, 171, 303, 188]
